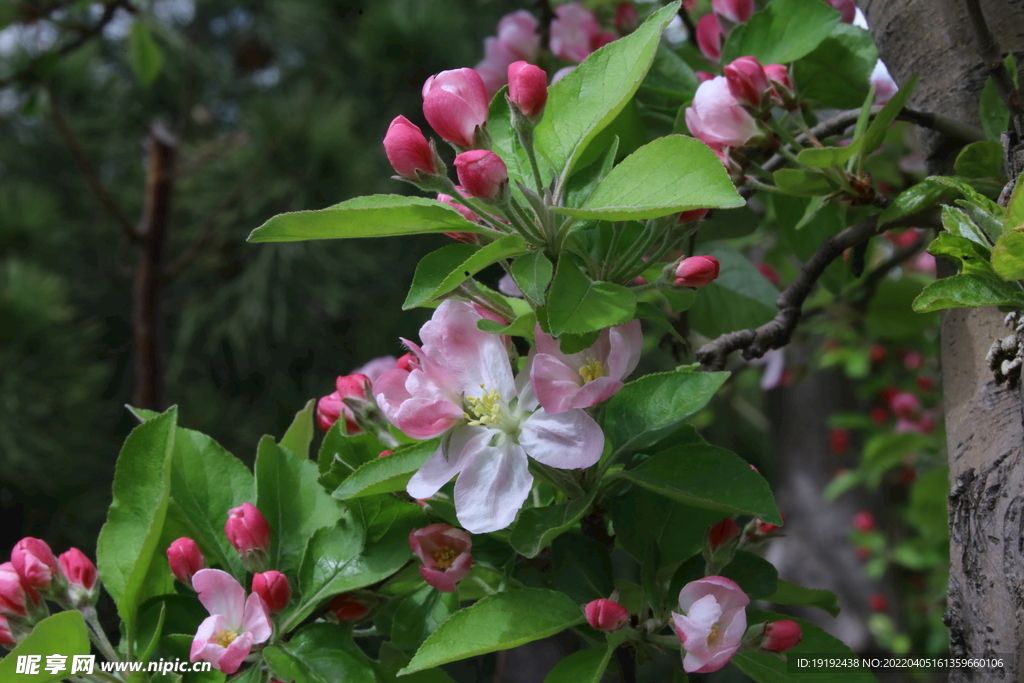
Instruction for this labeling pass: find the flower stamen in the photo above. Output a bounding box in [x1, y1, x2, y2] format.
[212, 630, 239, 648]
[579, 358, 606, 384]
[433, 546, 459, 569]
[706, 623, 719, 646]
[464, 389, 504, 427]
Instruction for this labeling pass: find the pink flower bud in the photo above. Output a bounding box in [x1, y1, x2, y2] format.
[761, 620, 803, 652]
[712, 0, 754, 23]
[225, 503, 271, 555]
[852, 511, 875, 533]
[0, 614, 14, 648]
[869, 593, 888, 612]
[550, 3, 601, 63]
[329, 592, 372, 622]
[673, 577, 749, 673]
[591, 31, 617, 51]
[696, 14, 723, 62]
[757, 519, 781, 535]
[497, 11, 541, 62]
[871, 60, 898, 103]
[0, 563, 30, 617]
[764, 64, 793, 91]
[508, 61, 548, 120]
[696, 70, 716, 83]
[454, 150, 508, 201]
[378, 450, 394, 458]
[396, 353, 419, 372]
[167, 538, 206, 584]
[903, 350, 924, 370]
[724, 56, 770, 108]
[383, 116, 436, 180]
[685, 77, 761, 148]
[58, 549, 96, 592]
[890, 391, 921, 419]
[674, 255, 721, 288]
[584, 598, 630, 632]
[679, 208, 709, 223]
[830, 428, 850, 455]
[11, 538, 58, 591]
[252, 571, 291, 613]
[437, 189, 480, 224]
[614, 2, 639, 33]
[409, 524, 473, 593]
[829, 0, 857, 23]
[707, 518, 740, 550]
[422, 68, 490, 150]
[317, 374, 372, 434]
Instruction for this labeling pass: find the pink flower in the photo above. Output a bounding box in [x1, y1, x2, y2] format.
[674, 255, 721, 288]
[890, 391, 921, 419]
[529, 321, 642, 414]
[383, 116, 436, 180]
[696, 70, 716, 83]
[679, 208, 709, 223]
[225, 503, 271, 556]
[352, 356, 399, 384]
[551, 66, 576, 84]
[0, 562, 31, 617]
[852, 511, 875, 532]
[409, 524, 473, 593]
[696, 14, 723, 62]
[168, 538, 206, 584]
[330, 592, 372, 622]
[707, 518, 740, 550]
[829, 0, 858, 23]
[760, 620, 803, 652]
[11, 538, 58, 591]
[685, 77, 761, 148]
[454, 150, 508, 201]
[190, 569, 272, 674]
[475, 11, 542, 99]
[869, 593, 888, 612]
[317, 374, 372, 434]
[422, 68, 490, 150]
[764, 63, 793, 92]
[0, 614, 14, 648]
[375, 301, 604, 533]
[251, 571, 290, 613]
[508, 61, 548, 120]
[584, 598, 630, 632]
[397, 353, 419, 372]
[498, 274, 523, 298]
[724, 56, 769, 108]
[615, 3, 639, 33]
[672, 577, 749, 673]
[550, 3, 601, 63]
[712, 0, 754, 23]
[871, 60, 898, 103]
[58, 548, 97, 594]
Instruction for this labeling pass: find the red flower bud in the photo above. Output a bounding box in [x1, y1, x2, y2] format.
[674, 255, 721, 288]
[329, 592, 372, 622]
[756, 262, 780, 286]
[167, 538, 206, 584]
[0, 562, 31, 617]
[225, 503, 271, 555]
[712, 0, 754, 23]
[725, 56, 770, 108]
[852, 511, 875, 533]
[869, 593, 888, 612]
[584, 598, 630, 632]
[696, 14, 723, 62]
[437, 187, 480, 224]
[916, 375, 934, 392]
[317, 374, 372, 434]
[707, 518, 740, 550]
[454, 150, 509, 201]
[11, 538, 58, 591]
[869, 344, 887, 363]
[252, 571, 291, 612]
[679, 208, 709, 224]
[869, 407, 888, 425]
[614, 2, 639, 34]
[829, 428, 850, 455]
[383, 116, 436, 180]
[378, 450, 394, 458]
[829, 0, 857, 23]
[855, 546, 872, 561]
[58, 548, 96, 592]
[761, 620, 802, 652]
[764, 63, 792, 91]
[396, 353, 419, 372]
[0, 614, 14, 648]
[890, 391, 921, 419]
[422, 68, 490, 150]
[903, 350, 924, 370]
[507, 61, 548, 120]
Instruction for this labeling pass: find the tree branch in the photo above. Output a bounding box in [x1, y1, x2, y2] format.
[962, 0, 1024, 124]
[536, 0, 556, 53]
[676, 4, 699, 49]
[48, 87, 138, 243]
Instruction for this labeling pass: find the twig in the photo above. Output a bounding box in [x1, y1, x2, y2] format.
[675, 3, 698, 49]
[963, 0, 1024, 125]
[49, 87, 139, 243]
[536, 0, 556, 53]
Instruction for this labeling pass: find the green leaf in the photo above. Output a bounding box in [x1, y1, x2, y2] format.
[773, 169, 837, 197]
[280, 399, 316, 459]
[391, 585, 461, 653]
[248, 195, 487, 243]
[546, 255, 636, 336]
[543, 648, 614, 683]
[927, 232, 994, 272]
[554, 136, 744, 220]
[489, 86, 537, 190]
[689, 244, 778, 338]
[1005, 172, 1024, 230]
[611, 493, 722, 566]
[552, 533, 615, 604]
[905, 467, 949, 542]
[0, 612, 90, 682]
[865, 278, 937, 341]
[282, 520, 365, 630]
[510, 250, 554, 306]
[264, 624, 376, 683]
[768, 580, 841, 617]
[378, 642, 458, 683]
[860, 76, 918, 158]
[604, 369, 729, 455]
[477, 311, 537, 338]
[509, 492, 597, 558]
[403, 236, 528, 309]
[796, 141, 862, 169]
[912, 274, 1024, 312]
[731, 611, 879, 683]
[641, 45, 700, 101]
[941, 205, 990, 248]
[167, 427, 254, 582]
[793, 24, 877, 109]
[980, 76, 1010, 142]
[128, 21, 164, 86]
[317, 426, 382, 492]
[992, 228, 1024, 280]
[721, 0, 840, 65]
[722, 551, 779, 600]
[400, 589, 586, 674]
[955, 141, 1005, 178]
[878, 179, 955, 227]
[97, 407, 177, 636]
[534, 3, 678, 179]
[563, 138, 621, 211]
[616, 444, 781, 524]
[255, 436, 348, 573]
[330, 439, 438, 500]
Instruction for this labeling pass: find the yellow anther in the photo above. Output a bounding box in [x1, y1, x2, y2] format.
[433, 546, 459, 569]
[465, 389, 503, 427]
[706, 623, 719, 645]
[579, 358, 606, 384]
[212, 630, 239, 648]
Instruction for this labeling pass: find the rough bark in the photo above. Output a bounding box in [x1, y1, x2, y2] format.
[862, 1, 1024, 679]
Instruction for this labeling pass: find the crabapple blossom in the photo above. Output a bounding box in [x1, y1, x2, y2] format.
[329, 592, 372, 622]
[190, 569, 272, 674]
[672, 577, 750, 673]
[383, 116, 436, 180]
[712, 0, 754, 24]
[0, 614, 13, 648]
[437, 187, 480, 224]
[550, 3, 601, 63]
[584, 598, 630, 632]
[674, 255, 721, 288]
[759, 620, 803, 652]
[251, 571, 290, 612]
[696, 14, 723, 62]
[507, 61, 548, 120]
[552, 66, 576, 84]
[375, 300, 604, 533]
[830, 0, 858, 23]
[409, 524, 473, 593]
[11, 538, 58, 591]
[225, 503, 271, 570]
[685, 77, 762, 148]
[725, 56, 770, 108]
[890, 391, 921, 419]
[707, 518, 740, 550]
[454, 150, 508, 201]
[422, 68, 490, 149]
[0, 563, 31, 617]
[852, 510, 875, 532]
[529, 320, 642, 414]
[58, 548, 97, 606]
[614, 2, 639, 34]
[352, 356, 399, 384]
[871, 60, 899, 103]
[168, 538, 206, 584]
[475, 10, 541, 97]
[317, 373, 372, 434]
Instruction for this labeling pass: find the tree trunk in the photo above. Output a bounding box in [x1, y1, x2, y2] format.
[862, 1, 1024, 679]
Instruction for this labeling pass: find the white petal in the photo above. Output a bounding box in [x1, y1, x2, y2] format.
[519, 408, 604, 469]
[453, 440, 532, 533]
[407, 427, 490, 499]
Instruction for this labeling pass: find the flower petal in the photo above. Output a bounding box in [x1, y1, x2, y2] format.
[453, 440, 532, 533]
[242, 592, 272, 644]
[420, 566, 458, 593]
[530, 353, 584, 414]
[190, 614, 226, 662]
[605, 320, 643, 380]
[217, 632, 254, 674]
[193, 569, 245, 628]
[407, 427, 491, 499]
[520, 408, 604, 470]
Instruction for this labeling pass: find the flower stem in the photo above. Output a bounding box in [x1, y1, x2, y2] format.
[82, 607, 120, 663]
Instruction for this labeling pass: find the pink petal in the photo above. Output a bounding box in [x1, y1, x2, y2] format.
[519, 408, 604, 469]
[423, 90, 479, 149]
[193, 569, 245, 628]
[407, 427, 491, 500]
[453, 440, 532, 533]
[190, 614, 226, 662]
[531, 353, 584, 414]
[420, 566, 458, 593]
[242, 592, 272, 644]
[566, 377, 624, 411]
[678, 576, 749, 613]
[420, 301, 515, 399]
[217, 632, 254, 674]
[604, 320, 643, 380]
